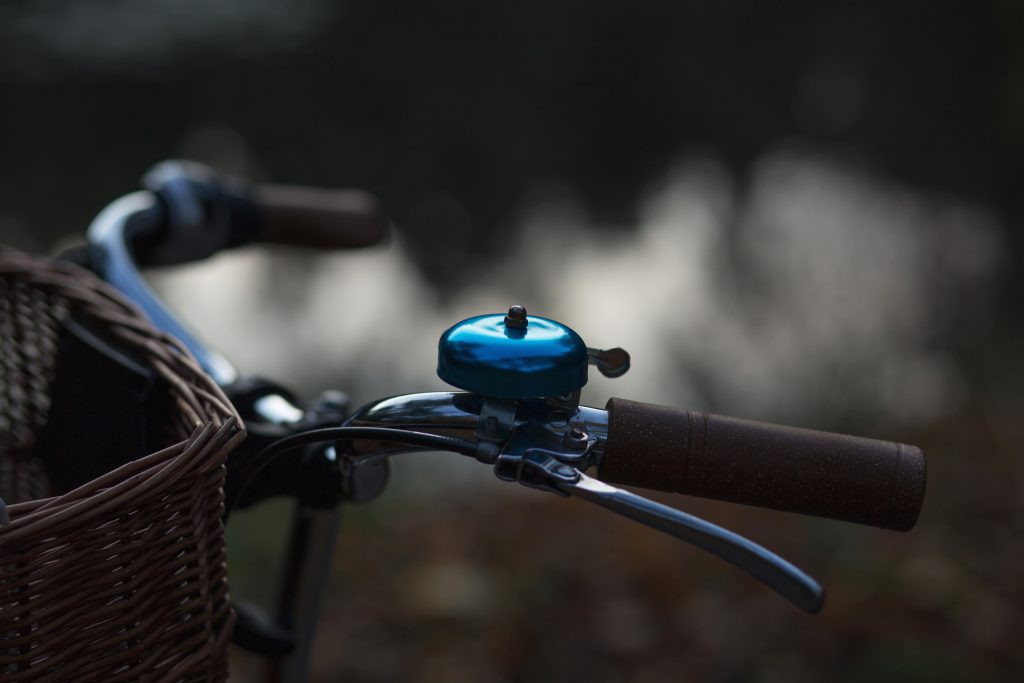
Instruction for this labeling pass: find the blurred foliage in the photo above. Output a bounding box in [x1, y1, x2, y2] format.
[3, 1, 1024, 286]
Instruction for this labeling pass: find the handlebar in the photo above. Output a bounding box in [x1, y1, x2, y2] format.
[78, 160, 927, 657]
[599, 398, 926, 531]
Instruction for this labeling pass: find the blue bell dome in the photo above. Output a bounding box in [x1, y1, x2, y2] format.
[437, 307, 588, 399]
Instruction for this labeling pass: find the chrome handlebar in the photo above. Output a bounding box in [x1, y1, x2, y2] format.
[342, 391, 607, 458]
[87, 190, 239, 385]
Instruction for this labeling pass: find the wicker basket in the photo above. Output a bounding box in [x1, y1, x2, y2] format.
[0, 247, 244, 682]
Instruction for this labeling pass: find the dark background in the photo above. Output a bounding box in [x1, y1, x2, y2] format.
[2, 1, 1023, 681]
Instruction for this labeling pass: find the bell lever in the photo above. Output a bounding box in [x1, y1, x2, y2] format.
[587, 347, 631, 378]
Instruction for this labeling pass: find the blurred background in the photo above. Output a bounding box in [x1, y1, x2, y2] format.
[3, 1, 1024, 681]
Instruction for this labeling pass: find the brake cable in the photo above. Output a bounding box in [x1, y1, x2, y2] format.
[224, 426, 479, 518]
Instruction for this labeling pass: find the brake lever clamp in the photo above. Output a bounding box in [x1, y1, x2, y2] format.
[494, 449, 580, 496]
[492, 418, 594, 495]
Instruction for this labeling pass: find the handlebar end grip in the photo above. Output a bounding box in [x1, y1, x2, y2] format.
[599, 398, 926, 531]
[888, 442, 927, 531]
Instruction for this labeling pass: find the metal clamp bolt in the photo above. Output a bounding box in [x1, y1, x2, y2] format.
[563, 428, 589, 450]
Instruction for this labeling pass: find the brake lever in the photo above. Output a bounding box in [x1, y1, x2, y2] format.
[562, 471, 825, 613]
[479, 395, 824, 613]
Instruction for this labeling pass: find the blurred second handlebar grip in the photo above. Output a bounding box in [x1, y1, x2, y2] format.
[253, 185, 389, 249]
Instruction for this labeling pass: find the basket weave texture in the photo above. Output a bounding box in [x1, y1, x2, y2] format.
[0, 247, 244, 682]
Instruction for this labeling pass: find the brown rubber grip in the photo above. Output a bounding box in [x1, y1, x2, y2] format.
[253, 185, 389, 249]
[598, 398, 926, 531]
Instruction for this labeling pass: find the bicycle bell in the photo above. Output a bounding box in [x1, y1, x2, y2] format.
[437, 305, 630, 399]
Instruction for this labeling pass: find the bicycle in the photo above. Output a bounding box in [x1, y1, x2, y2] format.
[63, 160, 925, 681]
